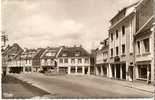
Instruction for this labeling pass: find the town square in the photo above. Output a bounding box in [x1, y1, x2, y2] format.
[1, 0, 155, 99]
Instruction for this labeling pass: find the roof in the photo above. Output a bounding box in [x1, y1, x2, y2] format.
[2, 43, 23, 61]
[2, 43, 23, 57]
[40, 47, 61, 59]
[33, 48, 46, 60]
[58, 46, 90, 57]
[20, 49, 38, 60]
[135, 15, 154, 35]
[110, 1, 139, 22]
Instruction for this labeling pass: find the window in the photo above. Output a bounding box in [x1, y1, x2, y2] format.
[111, 33, 113, 41]
[59, 59, 63, 63]
[74, 52, 80, 56]
[122, 44, 125, 54]
[122, 26, 125, 35]
[78, 59, 82, 63]
[111, 48, 113, 57]
[116, 30, 118, 39]
[62, 53, 67, 57]
[116, 47, 119, 56]
[137, 41, 140, 54]
[26, 60, 28, 64]
[71, 59, 75, 63]
[143, 38, 150, 52]
[85, 58, 89, 63]
[71, 67, 75, 73]
[77, 67, 82, 73]
[64, 58, 68, 63]
[46, 52, 55, 56]
[138, 65, 147, 79]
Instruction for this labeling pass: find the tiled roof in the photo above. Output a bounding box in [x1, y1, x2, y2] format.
[58, 46, 90, 57]
[2, 43, 23, 57]
[2, 43, 23, 61]
[20, 49, 38, 60]
[40, 47, 61, 59]
[33, 48, 46, 59]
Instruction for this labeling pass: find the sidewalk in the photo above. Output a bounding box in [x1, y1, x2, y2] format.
[89, 75, 154, 93]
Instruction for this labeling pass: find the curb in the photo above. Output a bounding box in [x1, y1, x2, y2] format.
[89, 75, 154, 93]
[11, 75, 54, 95]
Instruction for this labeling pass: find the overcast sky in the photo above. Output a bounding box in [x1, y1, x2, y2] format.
[2, 0, 138, 52]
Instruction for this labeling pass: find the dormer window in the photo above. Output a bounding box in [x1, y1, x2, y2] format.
[46, 52, 55, 56]
[62, 52, 67, 57]
[74, 52, 80, 56]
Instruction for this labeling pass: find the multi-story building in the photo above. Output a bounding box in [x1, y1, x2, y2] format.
[19, 49, 37, 73]
[108, 2, 137, 81]
[32, 48, 45, 72]
[40, 47, 61, 72]
[134, 0, 154, 83]
[57, 46, 91, 75]
[95, 38, 109, 77]
[90, 49, 96, 74]
[2, 43, 23, 74]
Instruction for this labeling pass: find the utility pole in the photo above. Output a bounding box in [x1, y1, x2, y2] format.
[1, 31, 8, 50]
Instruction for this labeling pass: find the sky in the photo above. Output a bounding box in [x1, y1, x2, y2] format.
[2, 0, 138, 52]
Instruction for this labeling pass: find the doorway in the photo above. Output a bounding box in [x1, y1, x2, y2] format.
[122, 63, 126, 79]
[116, 64, 120, 78]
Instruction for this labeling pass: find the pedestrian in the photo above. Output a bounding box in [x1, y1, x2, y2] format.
[147, 71, 150, 84]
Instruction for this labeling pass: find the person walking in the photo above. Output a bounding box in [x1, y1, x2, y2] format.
[147, 70, 150, 84]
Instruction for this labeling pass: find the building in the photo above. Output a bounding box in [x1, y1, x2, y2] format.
[108, 2, 138, 81]
[57, 46, 91, 75]
[134, 0, 154, 83]
[32, 48, 45, 72]
[2, 43, 23, 74]
[95, 38, 109, 77]
[40, 47, 61, 72]
[90, 49, 96, 75]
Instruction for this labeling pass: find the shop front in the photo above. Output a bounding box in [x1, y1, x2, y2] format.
[136, 62, 151, 83]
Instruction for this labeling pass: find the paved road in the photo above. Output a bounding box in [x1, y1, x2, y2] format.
[2, 75, 50, 99]
[12, 73, 153, 98]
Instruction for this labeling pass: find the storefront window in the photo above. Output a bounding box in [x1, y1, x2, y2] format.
[71, 67, 75, 73]
[77, 67, 82, 73]
[138, 65, 147, 79]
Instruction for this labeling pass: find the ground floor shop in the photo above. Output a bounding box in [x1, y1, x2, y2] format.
[135, 61, 154, 83]
[109, 63, 130, 80]
[41, 66, 56, 72]
[58, 66, 90, 75]
[95, 64, 108, 77]
[7, 66, 32, 74]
